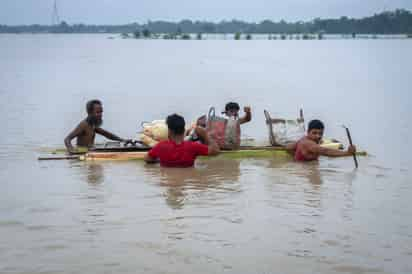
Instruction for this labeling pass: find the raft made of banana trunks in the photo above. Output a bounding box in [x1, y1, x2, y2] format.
[45, 140, 364, 161]
[38, 140, 366, 161]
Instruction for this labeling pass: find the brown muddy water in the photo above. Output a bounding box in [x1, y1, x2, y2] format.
[0, 34, 411, 274]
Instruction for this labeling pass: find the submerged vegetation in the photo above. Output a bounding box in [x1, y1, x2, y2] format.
[142, 29, 150, 38]
[181, 33, 191, 40]
[122, 31, 334, 40]
[132, 30, 140, 39]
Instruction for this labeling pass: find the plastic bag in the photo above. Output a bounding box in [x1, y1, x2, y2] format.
[272, 120, 305, 146]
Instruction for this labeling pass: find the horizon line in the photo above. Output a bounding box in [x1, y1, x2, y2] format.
[1, 8, 411, 27]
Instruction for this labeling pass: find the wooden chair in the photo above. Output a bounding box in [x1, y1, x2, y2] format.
[264, 109, 304, 146]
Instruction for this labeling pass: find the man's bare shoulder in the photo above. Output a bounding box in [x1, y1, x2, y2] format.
[72, 120, 93, 134]
[78, 119, 93, 129]
[300, 138, 319, 148]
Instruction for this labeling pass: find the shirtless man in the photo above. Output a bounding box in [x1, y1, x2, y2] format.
[287, 119, 356, 161]
[64, 99, 130, 153]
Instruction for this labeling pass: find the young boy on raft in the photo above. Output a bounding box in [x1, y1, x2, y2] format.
[223, 102, 252, 125]
[186, 102, 252, 147]
[215, 102, 252, 149]
[144, 114, 220, 167]
[286, 119, 356, 161]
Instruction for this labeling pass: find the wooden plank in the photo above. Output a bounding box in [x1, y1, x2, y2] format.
[38, 155, 80, 160]
[82, 148, 367, 161]
[83, 148, 291, 161]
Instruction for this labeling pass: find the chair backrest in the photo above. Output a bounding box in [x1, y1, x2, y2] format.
[264, 109, 305, 146]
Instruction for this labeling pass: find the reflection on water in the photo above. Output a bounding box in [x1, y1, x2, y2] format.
[143, 159, 241, 209]
[85, 163, 105, 185]
[72, 162, 107, 236]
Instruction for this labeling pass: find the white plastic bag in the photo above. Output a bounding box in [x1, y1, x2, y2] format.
[272, 120, 305, 146]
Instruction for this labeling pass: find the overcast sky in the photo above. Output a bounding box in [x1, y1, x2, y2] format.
[1, 0, 412, 25]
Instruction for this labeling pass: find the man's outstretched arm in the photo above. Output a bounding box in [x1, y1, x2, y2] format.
[311, 144, 357, 158]
[95, 127, 128, 142]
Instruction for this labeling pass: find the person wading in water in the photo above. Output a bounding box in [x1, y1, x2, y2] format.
[64, 99, 130, 154]
[144, 113, 220, 167]
[286, 119, 356, 161]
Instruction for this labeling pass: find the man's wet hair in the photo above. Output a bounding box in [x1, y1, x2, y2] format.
[308, 119, 325, 132]
[225, 102, 240, 112]
[166, 114, 186, 135]
[86, 99, 102, 114]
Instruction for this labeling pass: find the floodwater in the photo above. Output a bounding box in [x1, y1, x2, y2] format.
[0, 34, 411, 274]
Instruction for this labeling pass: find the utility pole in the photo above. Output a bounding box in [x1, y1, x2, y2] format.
[51, 0, 60, 25]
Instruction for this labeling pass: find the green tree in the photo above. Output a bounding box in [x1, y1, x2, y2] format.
[133, 30, 140, 39]
[202, 23, 215, 33]
[60, 21, 69, 28]
[234, 32, 241, 40]
[55, 21, 71, 33]
[142, 29, 151, 38]
[181, 33, 191, 40]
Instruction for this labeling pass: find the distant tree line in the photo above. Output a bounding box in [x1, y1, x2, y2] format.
[1, 9, 411, 34]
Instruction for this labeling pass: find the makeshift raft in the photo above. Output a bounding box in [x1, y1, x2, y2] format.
[81, 146, 290, 161]
[38, 141, 367, 161]
[81, 147, 367, 161]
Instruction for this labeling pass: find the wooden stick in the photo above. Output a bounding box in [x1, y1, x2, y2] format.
[343, 126, 359, 168]
[38, 155, 80, 161]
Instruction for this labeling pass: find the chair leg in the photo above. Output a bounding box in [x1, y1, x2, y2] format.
[299, 108, 305, 131]
[264, 110, 276, 146]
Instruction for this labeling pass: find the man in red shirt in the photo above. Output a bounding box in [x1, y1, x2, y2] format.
[144, 114, 220, 167]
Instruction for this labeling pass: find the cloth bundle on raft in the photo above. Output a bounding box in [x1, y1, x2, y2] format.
[138, 107, 243, 150]
[139, 120, 168, 147]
